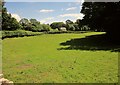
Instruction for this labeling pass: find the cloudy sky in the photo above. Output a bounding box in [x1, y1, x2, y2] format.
[5, 2, 84, 24]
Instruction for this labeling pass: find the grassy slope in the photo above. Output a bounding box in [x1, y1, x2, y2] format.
[2, 32, 118, 83]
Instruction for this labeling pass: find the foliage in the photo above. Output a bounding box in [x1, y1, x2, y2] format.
[66, 20, 80, 31]
[75, 19, 85, 29]
[81, 2, 120, 39]
[2, 4, 22, 30]
[41, 24, 52, 32]
[66, 19, 73, 24]
[19, 18, 51, 32]
[29, 19, 42, 32]
[66, 24, 75, 31]
[81, 25, 90, 31]
[30, 19, 40, 25]
[2, 30, 43, 39]
[50, 22, 66, 30]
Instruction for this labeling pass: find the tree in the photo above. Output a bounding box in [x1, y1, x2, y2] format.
[50, 22, 65, 30]
[65, 20, 80, 31]
[19, 18, 35, 31]
[75, 19, 84, 30]
[19, 18, 29, 25]
[30, 19, 40, 25]
[81, 2, 120, 40]
[41, 24, 51, 32]
[29, 19, 42, 32]
[2, 3, 22, 30]
[73, 24, 80, 31]
[66, 20, 73, 24]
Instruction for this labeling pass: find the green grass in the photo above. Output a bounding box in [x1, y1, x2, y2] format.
[2, 32, 118, 83]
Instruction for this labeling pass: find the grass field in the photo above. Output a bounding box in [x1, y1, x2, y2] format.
[2, 32, 119, 83]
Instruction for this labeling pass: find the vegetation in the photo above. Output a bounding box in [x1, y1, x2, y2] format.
[1, 1, 120, 83]
[50, 22, 66, 30]
[80, 2, 120, 41]
[2, 30, 43, 39]
[3, 32, 118, 83]
[2, 4, 22, 30]
[50, 20, 88, 31]
[19, 18, 52, 32]
[2, 3, 52, 32]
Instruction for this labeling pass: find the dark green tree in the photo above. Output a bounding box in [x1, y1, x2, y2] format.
[2, 3, 22, 30]
[19, 18, 34, 31]
[30, 19, 40, 25]
[29, 19, 42, 32]
[66, 20, 80, 31]
[41, 24, 51, 32]
[81, 2, 120, 40]
[50, 22, 65, 30]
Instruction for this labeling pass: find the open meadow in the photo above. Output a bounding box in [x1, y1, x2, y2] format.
[2, 32, 119, 83]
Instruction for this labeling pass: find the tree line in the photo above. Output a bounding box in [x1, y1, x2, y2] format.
[2, 2, 92, 32]
[2, 3, 51, 32]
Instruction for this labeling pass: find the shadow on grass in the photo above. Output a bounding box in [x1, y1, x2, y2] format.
[58, 34, 120, 52]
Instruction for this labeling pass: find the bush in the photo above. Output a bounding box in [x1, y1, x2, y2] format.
[41, 24, 52, 32]
[2, 30, 43, 39]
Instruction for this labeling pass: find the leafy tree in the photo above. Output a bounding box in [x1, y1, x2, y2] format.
[19, 18, 29, 25]
[66, 20, 73, 24]
[2, 3, 22, 30]
[68, 24, 75, 31]
[30, 19, 40, 25]
[29, 19, 42, 32]
[75, 19, 84, 30]
[73, 24, 80, 31]
[66, 20, 80, 31]
[19, 18, 38, 31]
[50, 22, 65, 30]
[41, 24, 51, 32]
[81, 2, 120, 39]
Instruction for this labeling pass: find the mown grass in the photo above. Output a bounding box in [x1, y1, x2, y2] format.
[2, 32, 118, 83]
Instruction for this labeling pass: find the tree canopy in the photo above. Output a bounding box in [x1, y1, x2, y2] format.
[50, 22, 66, 30]
[2, 4, 22, 30]
[81, 2, 120, 40]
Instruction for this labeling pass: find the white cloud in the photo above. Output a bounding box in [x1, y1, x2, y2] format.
[40, 17, 54, 24]
[66, 7, 77, 11]
[39, 9, 55, 13]
[75, 0, 84, 5]
[59, 13, 84, 20]
[40, 13, 84, 24]
[11, 13, 21, 22]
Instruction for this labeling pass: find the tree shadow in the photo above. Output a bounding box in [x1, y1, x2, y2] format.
[58, 34, 120, 52]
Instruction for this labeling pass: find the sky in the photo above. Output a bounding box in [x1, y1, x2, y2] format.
[5, 2, 84, 24]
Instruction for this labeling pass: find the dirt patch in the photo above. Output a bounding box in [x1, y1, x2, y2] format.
[17, 64, 33, 70]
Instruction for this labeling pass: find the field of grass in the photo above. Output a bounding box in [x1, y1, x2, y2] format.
[2, 32, 119, 83]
